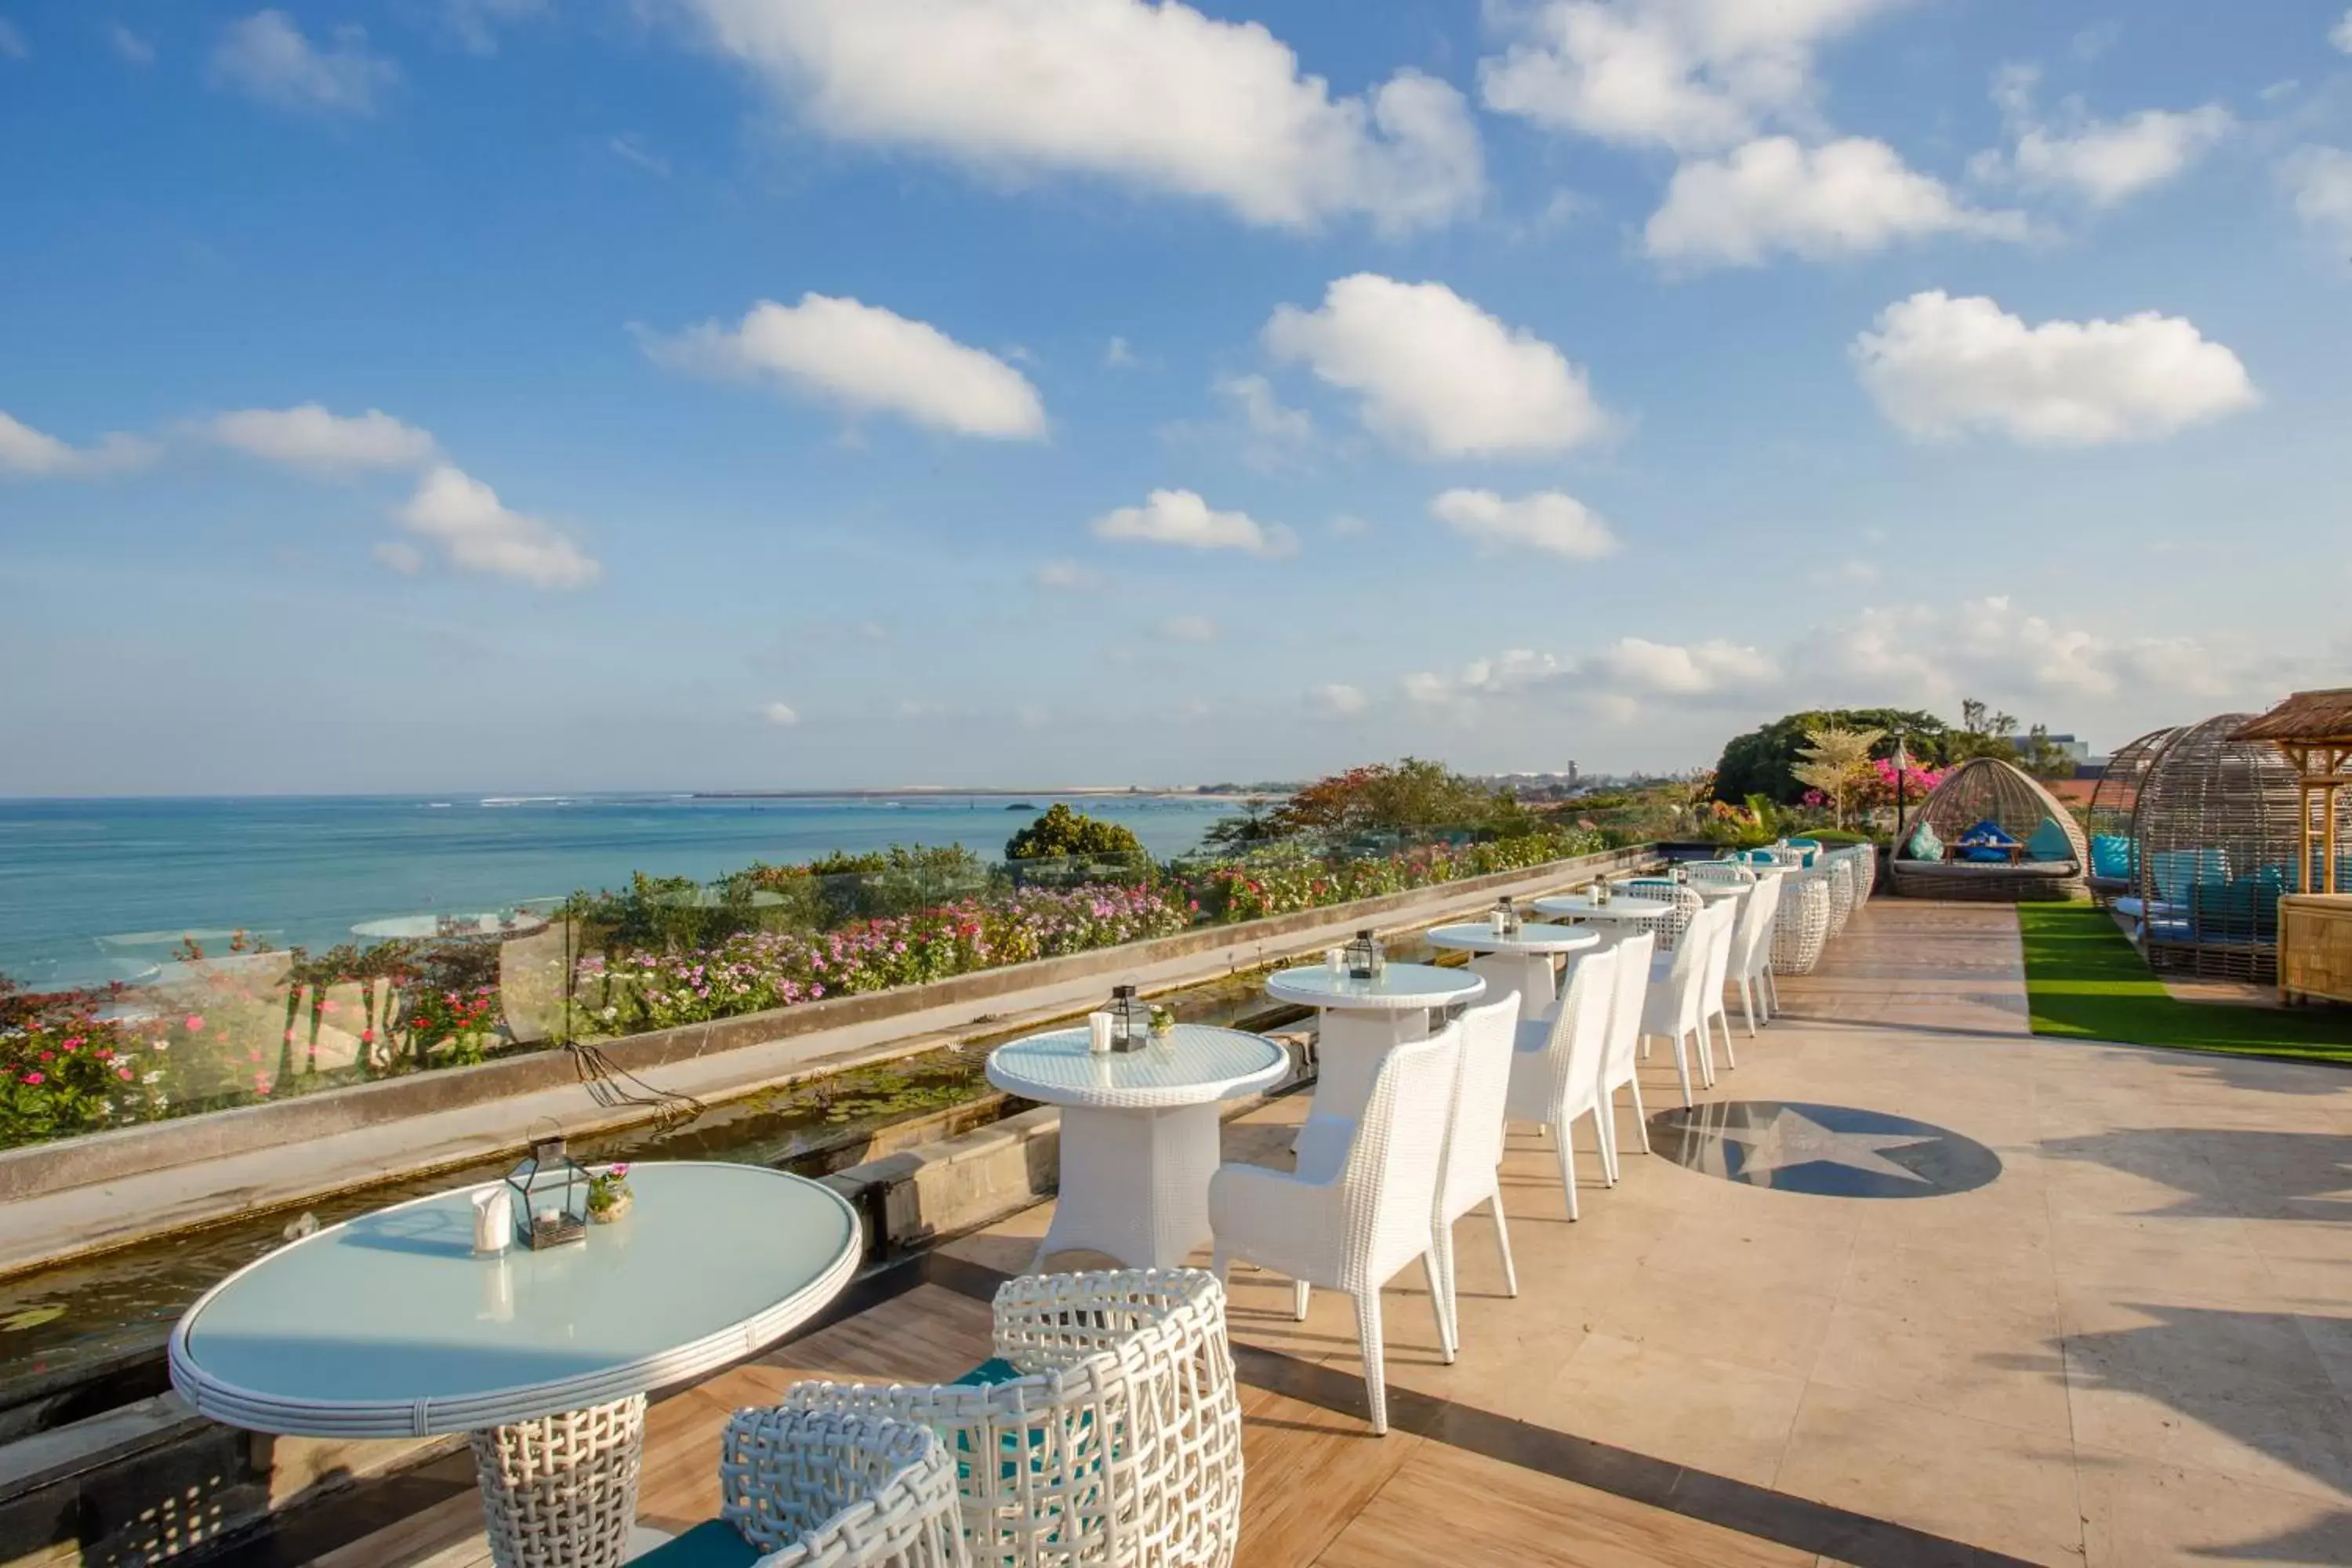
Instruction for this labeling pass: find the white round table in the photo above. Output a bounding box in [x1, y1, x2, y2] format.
[1531, 893, 1677, 924]
[1420, 922, 1599, 1023]
[169, 1163, 859, 1568]
[988, 1025, 1287, 1272]
[351, 910, 551, 942]
[1265, 962, 1485, 1129]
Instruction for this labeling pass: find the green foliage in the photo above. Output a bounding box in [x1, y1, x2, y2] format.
[1249, 757, 1546, 844]
[735, 844, 993, 923]
[1714, 709, 1950, 805]
[1004, 804, 1145, 861]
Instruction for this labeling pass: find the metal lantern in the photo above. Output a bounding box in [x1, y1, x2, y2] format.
[1343, 928, 1383, 980]
[1106, 983, 1152, 1054]
[506, 1134, 590, 1250]
[1492, 895, 1521, 937]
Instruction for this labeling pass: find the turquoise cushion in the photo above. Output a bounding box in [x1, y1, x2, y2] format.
[628, 1520, 760, 1568]
[2090, 834, 2133, 880]
[1906, 822, 1944, 862]
[946, 1357, 1094, 1486]
[953, 1356, 1022, 1387]
[2025, 817, 2074, 862]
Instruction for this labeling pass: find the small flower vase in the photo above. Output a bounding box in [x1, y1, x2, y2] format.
[590, 1191, 633, 1225]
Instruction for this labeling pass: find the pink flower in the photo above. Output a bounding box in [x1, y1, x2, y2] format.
[23, 1073, 43, 1086]
[184, 1015, 206, 1033]
[360, 1029, 376, 1044]
[115, 1067, 132, 1081]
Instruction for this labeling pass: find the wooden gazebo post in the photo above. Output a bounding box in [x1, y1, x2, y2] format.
[2230, 691, 2352, 1003]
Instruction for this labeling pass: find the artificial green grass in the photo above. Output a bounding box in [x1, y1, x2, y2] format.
[2018, 902, 2352, 1063]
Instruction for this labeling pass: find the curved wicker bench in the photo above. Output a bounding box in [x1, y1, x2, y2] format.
[1887, 857, 2085, 902]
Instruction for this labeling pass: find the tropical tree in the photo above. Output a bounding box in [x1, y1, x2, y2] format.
[1791, 724, 1885, 828]
[1712, 709, 1948, 804]
[1004, 804, 1145, 861]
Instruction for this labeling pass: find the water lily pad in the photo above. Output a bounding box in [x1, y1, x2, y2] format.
[2, 1305, 64, 1332]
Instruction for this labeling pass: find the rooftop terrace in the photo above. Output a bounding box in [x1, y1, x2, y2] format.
[226, 898, 2352, 1568]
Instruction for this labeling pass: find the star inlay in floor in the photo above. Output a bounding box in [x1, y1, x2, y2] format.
[1644, 1099, 2002, 1197]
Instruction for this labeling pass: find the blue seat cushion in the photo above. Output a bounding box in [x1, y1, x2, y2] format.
[2090, 834, 2134, 880]
[946, 1357, 1096, 1485]
[2024, 817, 2074, 862]
[628, 1520, 761, 1568]
[953, 1356, 1022, 1387]
[1955, 818, 2017, 863]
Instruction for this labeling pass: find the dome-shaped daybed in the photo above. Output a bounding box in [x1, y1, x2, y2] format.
[2125, 713, 2321, 980]
[1889, 757, 2089, 902]
[2082, 725, 2179, 904]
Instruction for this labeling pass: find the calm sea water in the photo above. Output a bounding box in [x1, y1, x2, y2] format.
[0, 793, 1240, 989]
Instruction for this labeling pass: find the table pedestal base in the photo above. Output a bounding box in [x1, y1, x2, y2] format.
[1468, 953, 1560, 1025]
[472, 1395, 646, 1568]
[1037, 1103, 1223, 1271]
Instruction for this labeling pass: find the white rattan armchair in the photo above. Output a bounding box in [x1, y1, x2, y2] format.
[1682, 861, 1759, 891]
[1503, 945, 1619, 1221]
[1595, 931, 1657, 1173]
[1620, 878, 1704, 950]
[1769, 873, 1832, 975]
[716, 1410, 967, 1568]
[1694, 892, 1738, 1071]
[1429, 995, 1523, 1360]
[1724, 870, 1783, 1033]
[1209, 1023, 1463, 1436]
[782, 1269, 1240, 1568]
[1639, 899, 1729, 1105]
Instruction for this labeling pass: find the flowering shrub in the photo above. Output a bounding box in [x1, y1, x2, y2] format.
[405, 985, 500, 1064]
[1180, 829, 1604, 923]
[585, 883, 1192, 1033]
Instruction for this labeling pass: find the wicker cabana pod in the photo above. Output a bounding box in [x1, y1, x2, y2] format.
[2083, 726, 2179, 904]
[1889, 757, 2089, 902]
[2129, 712, 2333, 981]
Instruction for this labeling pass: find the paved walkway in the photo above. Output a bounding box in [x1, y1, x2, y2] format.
[272, 898, 2352, 1566]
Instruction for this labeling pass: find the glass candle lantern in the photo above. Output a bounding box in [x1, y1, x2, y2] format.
[1343, 928, 1382, 980]
[505, 1134, 590, 1250]
[1106, 983, 1152, 1054]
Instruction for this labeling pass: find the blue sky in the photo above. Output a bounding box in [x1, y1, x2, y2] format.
[3, 0, 2349, 794]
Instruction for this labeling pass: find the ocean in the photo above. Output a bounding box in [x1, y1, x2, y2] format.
[0, 793, 1242, 989]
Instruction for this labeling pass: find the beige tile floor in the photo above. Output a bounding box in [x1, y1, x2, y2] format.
[948, 899, 2352, 1566]
[310, 898, 2352, 1567]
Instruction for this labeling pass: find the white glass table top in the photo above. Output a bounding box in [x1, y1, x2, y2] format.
[1265, 961, 1486, 1011]
[1421, 922, 1602, 955]
[350, 911, 550, 941]
[1531, 894, 1678, 920]
[987, 1025, 1287, 1109]
[171, 1163, 858, 1437]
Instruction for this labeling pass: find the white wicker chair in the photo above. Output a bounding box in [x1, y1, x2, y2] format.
[713, 1410, 967, 1567]
[1769, 873, 1832, 976]
[1639, 900, 1731, 1105]
[1694, 892, 1738, 1071]
[1210, 1023, 1463, 1436]
[1619, 878, 1704, 950]
[1428, 995, 1525, 1360]
[782, 1269, 1240, 1568]
[1595, 931, 1657, 1173]
[1503, 944, 1619, 1221]
[1819, 858, 1855, 940]
[1682, 860, 1759, 891]
[1724, 871, 1783, 1033]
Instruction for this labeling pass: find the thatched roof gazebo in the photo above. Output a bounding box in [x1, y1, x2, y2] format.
[2128, 712, 2313, 980]
[1889, 757, 2089, 902]
[2230, 690, 2352, 896]
[2082, 725, 2180, 903]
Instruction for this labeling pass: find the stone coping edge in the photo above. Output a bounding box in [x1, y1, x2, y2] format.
[0, 845, 1651, 1203]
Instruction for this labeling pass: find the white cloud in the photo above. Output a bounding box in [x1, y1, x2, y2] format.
[1429, 488, 1619, 561]
[1329, 514, 1371, 538]
[1104, 336, 1138, 368]
[373, 539, 424, 575]
[443, 0, 549, 56]
[1852, 290, 2259, 446]
[1645, 136, 2026, 267]
[680, 0, 1482, 233]
[1155, 615, 1218, 644]
[643, 293, 1047, 440]
[209, 405, 437, 473]
[209, 11, 397, 115]
[1479, 0, 1902, 153]
[1091, 489, 1298, 557]
[108, 24, 155, 64]
[2282, 145, 2352, 239]
[2334, 9, 2352, 51]
[1311, 683, 1368, 717]
[1591, 636, 1776, 695]
[607, 134, 671, 177]
[1976, 64, 2232, 209]
[1031, 558, 1109, 592]
[0, 412, 158, 479]
[0, 19, 25, 60]
[762, 701, 800, 726]
[1214, 374, 1314, 448]
[1264, 274, 1609, 457]
[392, 465, 601, 589]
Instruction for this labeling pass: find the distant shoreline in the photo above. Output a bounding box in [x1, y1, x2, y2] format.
[694, 789, 1275, 802]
